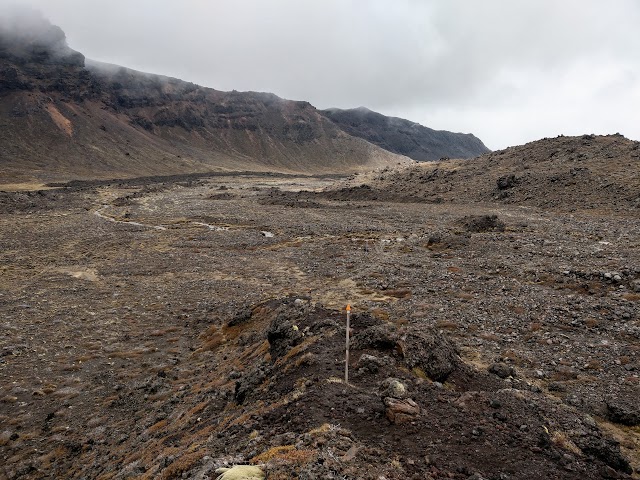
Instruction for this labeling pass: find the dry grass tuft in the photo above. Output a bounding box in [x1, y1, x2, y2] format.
[435, 320, 458, 330]
[238, 340, 270, 365]
[146, 419, 168, 434]
[551, 431, 582, 456]
[198, 325, 225, 352]
[251, 445, 317, 466]
[583, 360, 602, 371]
[294, 352, 316, 368]
[252, 445, 295, 463]
[412, 367, 428, 379]
[108, 349, 148, 359]
[280, 339, 311, 363]
[370, 308, 389, 321]
[455, 292, 474, 301]
[160, 451, 204, 480]
[384, 288, 412, 299]
[308, 423, 332, 435]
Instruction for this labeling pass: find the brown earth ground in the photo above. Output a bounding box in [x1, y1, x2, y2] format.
[337, 134, 640, 212]
[0, 169, 638, 479]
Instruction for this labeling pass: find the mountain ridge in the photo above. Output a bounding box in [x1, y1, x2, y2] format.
[0, 10, 489, 185]
[320, 106, 490, 161]
[0, 11, 410, 184]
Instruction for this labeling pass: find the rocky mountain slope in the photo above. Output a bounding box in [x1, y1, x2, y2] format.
[321, 106, 490, 161]
[330, 134, 640, 212]
[0, 12, 409, 184]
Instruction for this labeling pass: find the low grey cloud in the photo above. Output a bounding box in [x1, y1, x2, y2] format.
[2, 0, 638, 149]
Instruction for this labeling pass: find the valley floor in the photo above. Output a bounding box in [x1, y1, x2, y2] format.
[0, 174, 638, 479]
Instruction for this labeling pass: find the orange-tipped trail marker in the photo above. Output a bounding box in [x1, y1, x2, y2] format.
[345, 304, 351, 384]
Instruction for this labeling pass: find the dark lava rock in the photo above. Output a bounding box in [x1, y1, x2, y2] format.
[351, 324, 399, 351]
[488, 362, 517, 379]
[606, 396, 640, 426]
[227, 307, 253, 327]
[497, 174, 520, 190]
[399, 329, 460, 382]
[547, 382, 567, 392]
[349, 311, 383, 329]
[357, 354, 384, 374]
[460, 215, 506, 233]
[266, 310, 304, 360]
[573, 434, 632, 474]
[234, 366, 269, 405]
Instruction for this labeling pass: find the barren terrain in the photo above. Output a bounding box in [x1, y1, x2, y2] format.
[0, 164, 638, 479]
[2, 9, 638, 480]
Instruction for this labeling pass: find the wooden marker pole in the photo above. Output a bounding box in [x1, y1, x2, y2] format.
[345, 304, 351, 384]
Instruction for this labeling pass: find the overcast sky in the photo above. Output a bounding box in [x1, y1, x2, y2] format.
[3, 0, 639, 149]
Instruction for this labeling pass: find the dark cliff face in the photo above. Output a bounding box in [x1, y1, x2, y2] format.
[0, 8, 84, 66]
[85, 61, 338, 144]
[0, 9, 93, 97]
[0, 9, 342, 146]
[0, 21, 328, 143]
[321, 107, 490, 161]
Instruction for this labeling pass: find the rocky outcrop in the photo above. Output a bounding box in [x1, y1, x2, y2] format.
[398, 329, 461, 382]
[0, 9, 84, 67]
[321, 106, 490, 161]
[606, 396, 640, 426]
[383, 397, 420, 424]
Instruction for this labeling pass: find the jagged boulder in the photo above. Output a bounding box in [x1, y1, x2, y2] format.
[398, 329, 460, 382]
[606, 395, 640, 426]
[383, 397, 420, 424]
[351, 323, 398, 351]
[497, 174, 520, 190]
[573, 434, 632, 474]
[266, 310, 304, 360]
[488, 362, 517, 379]
[460, 214, 505, 233]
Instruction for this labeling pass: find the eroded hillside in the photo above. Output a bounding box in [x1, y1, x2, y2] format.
[334, 134, 640, 212]
[0, 14, 409, 185]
